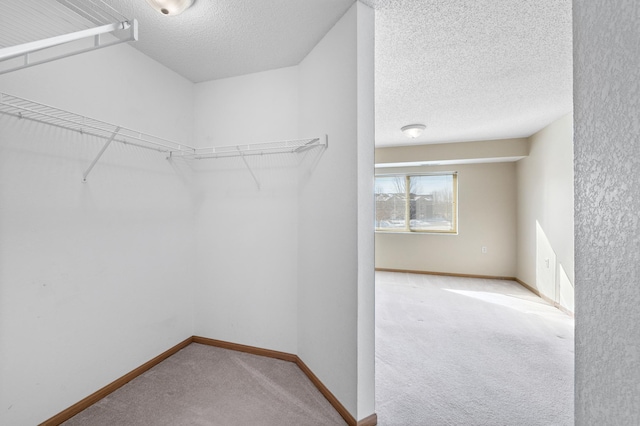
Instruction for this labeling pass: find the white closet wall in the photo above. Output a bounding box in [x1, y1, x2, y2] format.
[0, 44, 196, 425]
[193, 66, 300, 354]
[356, 3, 376, 419]
[298, 3, 374, 419]
[191, 5, 376, 420]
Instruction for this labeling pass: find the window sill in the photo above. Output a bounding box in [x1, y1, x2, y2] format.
[375, 231, 458, 236]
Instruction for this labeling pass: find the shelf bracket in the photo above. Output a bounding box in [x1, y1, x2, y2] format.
[295, 135, 327, 153]
[82, 126, 121, 183]
[237, 147, 260, 190]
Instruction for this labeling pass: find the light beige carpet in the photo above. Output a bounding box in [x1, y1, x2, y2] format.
[63, 343, 346, 426]
[375, 271, 574, 426]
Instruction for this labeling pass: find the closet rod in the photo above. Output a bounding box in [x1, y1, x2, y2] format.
[0, 21, 131, 61]
[0, 0, 138, 75]
[0, 20, 138, 76]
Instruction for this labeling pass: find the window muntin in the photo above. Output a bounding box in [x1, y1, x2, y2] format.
[375, 176, 407, 230]
[375, 173, 457, 233]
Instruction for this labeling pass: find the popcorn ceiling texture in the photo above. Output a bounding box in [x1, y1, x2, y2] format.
[105, 0, 354, 82]
[573, 1, 640, 425]
[370, 0, 573, 146]
[96, 0, 575, 148]
[99, 1, 573, 146]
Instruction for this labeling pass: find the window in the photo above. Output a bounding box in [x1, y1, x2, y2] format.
[375, 173, 458, 233]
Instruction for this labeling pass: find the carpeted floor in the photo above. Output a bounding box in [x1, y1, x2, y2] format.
[375, 271, 574, 426]
[63, 343, 346, 426]
[61, 273, 573, 425]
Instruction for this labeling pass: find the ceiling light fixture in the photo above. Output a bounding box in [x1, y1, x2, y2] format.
[145, 0, 194, 16]
[401, 124, 426, 138]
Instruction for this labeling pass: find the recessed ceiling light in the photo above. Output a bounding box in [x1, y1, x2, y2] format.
[145, 0, 194, 16]
[401, 124, 426, 138]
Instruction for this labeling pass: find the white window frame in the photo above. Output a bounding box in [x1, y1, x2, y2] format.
[375, 172, 458, 234]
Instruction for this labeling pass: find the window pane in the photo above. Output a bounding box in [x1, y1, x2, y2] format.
[409, 175, 455, 231]
[375, 176, 407, 230]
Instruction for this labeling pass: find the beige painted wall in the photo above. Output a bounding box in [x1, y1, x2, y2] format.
[516, 114, 574, 311]
[375, 162, 517, 278]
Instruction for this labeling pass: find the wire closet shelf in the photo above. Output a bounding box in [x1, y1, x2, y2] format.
[0, 92, 193, 154]
[0, 92, 327, 182]
[191, 137, 326, 159]
[0, 2, 328, 183]
[0, 0, 138, 75]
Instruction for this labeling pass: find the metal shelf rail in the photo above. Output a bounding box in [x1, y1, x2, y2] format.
[0, 0, 138, 75]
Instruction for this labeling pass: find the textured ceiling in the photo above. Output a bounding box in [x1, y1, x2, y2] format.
[104, 0, 355, 82]
[95, 1, 571, 146]
[365, 0, 573, 146]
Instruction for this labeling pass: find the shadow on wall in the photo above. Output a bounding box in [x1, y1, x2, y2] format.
[297, 139, 327, 190]
[536, 220, 574, 312]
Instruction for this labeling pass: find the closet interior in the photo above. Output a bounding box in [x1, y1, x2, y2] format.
[0, 1, 374, 425]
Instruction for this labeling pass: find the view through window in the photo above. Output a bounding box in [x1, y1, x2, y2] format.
[375, 173, 457, 233]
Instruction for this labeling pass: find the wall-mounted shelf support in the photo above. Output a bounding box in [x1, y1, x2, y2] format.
[295, 135, 328, 153]
[237, 147, 261, 190]
[192, 136, 327, 189]
[82, 126, 120, 182]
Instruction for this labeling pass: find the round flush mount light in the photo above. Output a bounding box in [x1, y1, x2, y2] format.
[401, 123, 426, 138]
[145, 0, 194, 16]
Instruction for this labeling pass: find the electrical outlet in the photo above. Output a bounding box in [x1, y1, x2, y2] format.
[481, 246, 487, 254]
